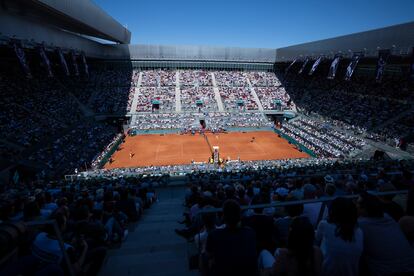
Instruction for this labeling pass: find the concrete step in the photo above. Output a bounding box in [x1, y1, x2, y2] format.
[100, 187, 194, 276]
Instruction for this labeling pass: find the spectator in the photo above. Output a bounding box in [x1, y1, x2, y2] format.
[315, 197, 363, 276]
[274, 200, 304, 247]
[31, 212, 106, 275]
[242, 196, 275, 252]
[270, 216, 323, 276]
[399, 216, 414, 248]
[356, 192, 414, 275]
[205, 200, 257, 276]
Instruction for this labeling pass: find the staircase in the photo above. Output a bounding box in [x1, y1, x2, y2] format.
[100, 187, 197, 276]
[371, 105, 414, 132]
[246, 78, 264, 111]
[211, 72, 225, 112]
[176, 71, 182, 112]
[129, 72, 143, 115]
[54, 79, 95, 117]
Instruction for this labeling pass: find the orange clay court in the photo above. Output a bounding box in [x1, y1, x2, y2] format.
[104, 131, 309, 169]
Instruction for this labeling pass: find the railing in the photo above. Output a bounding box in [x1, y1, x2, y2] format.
[197, 190, 408, 228]
[0, 220, 75, 276]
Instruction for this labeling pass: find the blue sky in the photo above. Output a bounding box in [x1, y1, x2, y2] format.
[93, 0, 414, 48]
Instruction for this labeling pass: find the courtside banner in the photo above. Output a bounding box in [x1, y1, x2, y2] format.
[298, 58, 309, 74]
[344, 53, 362, 81]
[81, 53, 89, 77]
[375, 49, 390, 83]
[13, 43, 32, 78]
[285, 58, 297, 74]
[308, 57, 322, 75]
[71, 51, 79, 76]
[39, 45, 53, 78]
[57, 48, 70, 76]
[327, 55, 341, 79]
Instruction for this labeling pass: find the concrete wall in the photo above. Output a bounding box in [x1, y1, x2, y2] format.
[276, 21, 414, 61]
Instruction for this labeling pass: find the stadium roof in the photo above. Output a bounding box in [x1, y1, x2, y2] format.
[2, 0, 131, 44]
[276, 21, 414, 61]
[1, 1, 413, 63]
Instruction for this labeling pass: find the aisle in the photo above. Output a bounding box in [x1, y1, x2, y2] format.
[100, 187, 198, 276]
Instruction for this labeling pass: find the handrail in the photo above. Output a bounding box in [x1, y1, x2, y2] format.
[25, 220, 75, 276]
[197, 190, 408, 214]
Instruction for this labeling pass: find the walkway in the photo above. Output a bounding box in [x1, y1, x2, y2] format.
[100, 187, 197, 276]
[246, 78, 264, 111]
[211, 72, 225, 111]
[129, 72, 143, 115]
[176, 71, 182, 112]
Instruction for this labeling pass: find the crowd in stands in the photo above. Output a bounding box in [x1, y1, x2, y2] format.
[27, 121, 117, 177]
[280, 117, 366, 158]
[219, 87, 259, 110]
[58, 68, 297, 114]
[180, 70, 212, 86]
[85, 69, 138, 114]
[181, 87, 218, 111]
[0, 62, 86, 168]
[214, 71, 247, 87]
[246, 71, 282, 87]
[0, 176, 158, 275]
[71, 158, 338, 179]
[141, 69, 176, 86]
[130, 112, 272, 132]
[0, 60, 130, 179]
[136, 87, 176, 112]
[175, 159, 414, 276]
[281, 69, 413, 148]
[380, 110, 414, 145]
[255, 87, 294, 110]
[91, 134, 125, 169]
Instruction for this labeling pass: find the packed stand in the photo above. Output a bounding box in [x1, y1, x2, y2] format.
[281, 69, 413, 147]
[219, 87, 259, 110]
[280, 117, 366, 158]
[27, 122, 118, 178]
[141, 69, 176, 87]
[0, 63, 82, 164]
[180, 86, 218, 111]
[180, 70, 212, 86]
[255, 87, 294, 110]
[135, 87, 176, 112]
[214, 71, 247, 87]
[0, 176, 158, 276]
[246, 71, 281, 87]
[91, 134, 125, 169]
[175, 159, 414, 276]
[86, 69, 138, 114]
[130, 112, 273, 132]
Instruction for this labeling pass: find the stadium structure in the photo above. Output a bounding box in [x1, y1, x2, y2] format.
[1, 1, 414, 276]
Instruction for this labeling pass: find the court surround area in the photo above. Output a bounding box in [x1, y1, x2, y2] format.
[104, 131, 309, 169]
